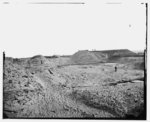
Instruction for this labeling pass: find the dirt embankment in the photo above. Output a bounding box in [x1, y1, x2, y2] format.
[3, 55, 145, 119]
[69, 50, 107, 65]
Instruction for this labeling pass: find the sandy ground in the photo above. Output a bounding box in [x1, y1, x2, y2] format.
[3, 57, 145, 119]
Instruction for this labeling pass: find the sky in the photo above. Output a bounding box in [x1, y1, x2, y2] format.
[0, 0, 147, 58]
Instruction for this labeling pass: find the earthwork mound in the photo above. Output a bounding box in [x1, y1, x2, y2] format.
[70, 50, 107, 65]
[98, 49, 137, 58]
[28, 55, 50, 66]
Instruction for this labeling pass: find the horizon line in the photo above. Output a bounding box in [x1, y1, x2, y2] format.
[3, 48, 145, 58]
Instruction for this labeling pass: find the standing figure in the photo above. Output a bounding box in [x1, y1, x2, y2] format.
[115, 66, 117, 72]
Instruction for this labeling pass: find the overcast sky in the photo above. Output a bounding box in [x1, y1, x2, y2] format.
[0, 0, 147, 58]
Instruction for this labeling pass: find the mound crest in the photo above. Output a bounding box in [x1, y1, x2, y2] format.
[94, 49, 137, 58]
[29, 55, 50, 66]
[70, 50, 106, 65]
